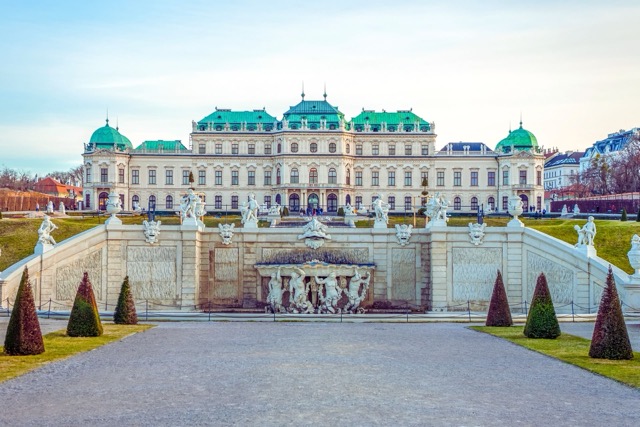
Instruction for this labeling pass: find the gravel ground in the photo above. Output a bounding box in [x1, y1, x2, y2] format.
[0, 322, 639, 427]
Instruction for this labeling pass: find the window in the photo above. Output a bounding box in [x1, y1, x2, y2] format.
[519, 170, 527, 185]
[388, 145, 396, 155]
[355, 171, 363, 186]
[488, 171, 496, 186]
[148, 170, 156, 185]
[199, 144, 206, 154]
[372, 171, 379, 186]
[289, 194, 300, 212]
[248, 170, 255, 186]
[405, 196, 412, 211]
[536, 170, 542, 186]
[346, 144, 350, 154]
[388, 171, 396, 186]
[437, 171, 444, 186]
[231, 170, 239, 185]
[328, 168, 337, 184]
[232, 144, 238, 155]
[404, 171, 412, 187]
[119, 168, 125, 184]
[421, 145, 429, 156]
[405, 144, 412, 155]
[502, 196, 508, 210]
[264, 195, 271, 208]
[356, 144, 363, 155]
[388, 196, 395, 210]
[148, 195, 156, 210]
[487, 197, 495, 210]
[276, 168, 281, 184]
[215, 170, 222, 186]
[198, 170, 206, 185]
[166, 195, 173, 209]
[470, 171, 478, 186]
[327, 194, 338, 212]
[132, 170, 139, 185]
[310, 142, 317, 153]
[290, 168, 299, 183]
[85, 167, 92, 183]
[277, 143, 281, 153]
[421, 171, 429, 187]
[101, 168, 108, 183]
[503, 170, 509, 185]
[162, 169, 171, 185]
[346, 169, 351, 185]
[454, 196, 461, 210]
[215, 195, 222, 209]
[131, 195, 139, 209]
[453, 171, 461, 186]
[231, 195, 238, 209]
[355, 196, 362, 208]
[329, 142, 336, 153]
[537, 196, 542, 210]
[85, 193, 91, 209]
[372, 145, 379, 155]
[291, 142, 298, 153]
[264, 143, 271, 154]
[248, 144, 255, 154]
[215, 144, 222, 154]
[309, 168, 318, 184]
[182, 170, 190, 185]
[264, 170, 271, 185]
[471, 197, 478, 210]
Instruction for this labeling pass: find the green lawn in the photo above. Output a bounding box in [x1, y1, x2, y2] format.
[472, 326, 640, 388]
[0, 323, 153, 383]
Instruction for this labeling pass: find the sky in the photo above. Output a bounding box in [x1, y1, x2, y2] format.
[0, 0, 639, 177]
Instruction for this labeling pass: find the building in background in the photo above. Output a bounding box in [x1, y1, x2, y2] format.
[580, 128, 640, 173]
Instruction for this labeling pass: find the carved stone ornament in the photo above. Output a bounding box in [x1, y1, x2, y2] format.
[395, 224, 413, 246]
[297, 217, 332, 249]
[468, 222, 486, 246]
[143, 220, 161, 244]
[218, 223, 235, 245]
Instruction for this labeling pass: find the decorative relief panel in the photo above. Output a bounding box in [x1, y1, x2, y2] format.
[126, 247, 177, 300]
[261, 248, 370, 264]
[212, 248, 239, 301]
[452, 247, 502, 302]
[391, 249, 416, 301]
[56, 249, 103, 300]
[526, 251, 574, 304]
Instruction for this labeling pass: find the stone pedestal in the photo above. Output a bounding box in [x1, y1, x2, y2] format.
[576, 244, 597, 258]
[373, 219, 387, 229]
[105, 215, 122, 225]
[34, 242, 53, 255]
[243, 218, 258, 229]
[507, 218, 524, 227]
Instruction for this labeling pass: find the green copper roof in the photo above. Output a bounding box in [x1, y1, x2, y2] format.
[197, 108, 277, 131]
[351, 110, 431, 132]
[283, 100, 343, 116]
[89, 119, 133, 150]
[281, 99, 345, 129]
[495, 122, 539, 153]
[134, 140, 188, 152]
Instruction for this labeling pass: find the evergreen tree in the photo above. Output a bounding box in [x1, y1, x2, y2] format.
[3, 267, 45, 355]
[114, 276, 138, 325]
[621, 208, 628, 221]
[589, 266, 633, 359]
[486, 270, 513, 327]
[66, 272, 103, 337]
[524, 273, 561, 339]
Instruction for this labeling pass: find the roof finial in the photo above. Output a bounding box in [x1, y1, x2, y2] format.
[509, 121, 511, 133]
[106, 108, 109, 126]
[116, 116, 119, 131]
[519, 111, 523, 128]
[323, 82, 327, 100]
[301, 81, 305, 100]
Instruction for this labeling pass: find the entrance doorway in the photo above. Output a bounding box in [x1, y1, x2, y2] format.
[308, 193, 319, 215]
[98, 192, 109, 210]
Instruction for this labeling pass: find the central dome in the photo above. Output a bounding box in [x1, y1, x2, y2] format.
[495, 122, 538, 153]
[89, 119, 133, 151]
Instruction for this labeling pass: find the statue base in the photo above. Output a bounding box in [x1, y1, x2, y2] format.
[105, 215, 122, 225]
[576, 244, 597, 257]
[34, 242, 54, 255]
[507, 218, 524, 227]
[243, 219, 258, 229]
[373, 219, 388, 229]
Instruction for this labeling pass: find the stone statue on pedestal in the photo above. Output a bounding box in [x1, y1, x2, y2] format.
[575, 216, 596, 247]
[344, 269, 371, 314]
[316, 272, 342, 314]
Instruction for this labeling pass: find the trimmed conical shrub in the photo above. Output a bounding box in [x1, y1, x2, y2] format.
[621, 208, 628, 221]
[114, 276, 138, 325]
[524, 272, 561, 339]
[67, 272, 103, 337]
[589, 266, 633, 359]
[3, 267, 45, 355]
[486, 270, 513, 327]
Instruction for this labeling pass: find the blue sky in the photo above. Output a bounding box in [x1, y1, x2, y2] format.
[1, 0, 639, 176]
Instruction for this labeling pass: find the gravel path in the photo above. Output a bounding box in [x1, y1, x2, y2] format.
[0, 322, 639, 426]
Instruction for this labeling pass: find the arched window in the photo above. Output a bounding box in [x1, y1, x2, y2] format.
[310, 142, 318, 153]
[290, 168, 299, 183]
[132, 195, 139, 209]
[277, 143, 282, 154]
[328, 168, 337, 184]
[166, 195, 173, 210]
[149, 195, 157, 211]
[488, 196, 495, 210]
[454, 196, 461, 210]
[327, 193, 338, 212]
[329, 142, 336, 153]
[275, 194, 282, 205]
[276, 168, 281, 185]
[309, 168, 318, 184]
[471, 197, 478, 211]
[291, 142, 298, 153]
[99, 192, 109, 210]
[346, 169, 351, 185]
[289, 193, 300, 212]
[345, 194, 351, 206]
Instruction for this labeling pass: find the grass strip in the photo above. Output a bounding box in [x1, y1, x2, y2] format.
[471, 326, 640, 388]
[0, 323, 153, 383]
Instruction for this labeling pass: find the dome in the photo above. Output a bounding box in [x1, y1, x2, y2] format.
[495, 122, 538, 153]
[89, 119, 133, 150]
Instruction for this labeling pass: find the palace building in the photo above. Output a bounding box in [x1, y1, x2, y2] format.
[82, 94, 545, 215]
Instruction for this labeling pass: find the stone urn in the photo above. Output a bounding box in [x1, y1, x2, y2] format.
[105, 192, 122, 224]
[507, 195, 524, 227]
